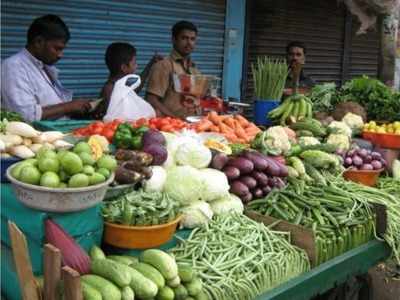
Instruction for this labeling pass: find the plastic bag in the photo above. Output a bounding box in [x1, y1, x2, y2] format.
[104, 74, 156, 122]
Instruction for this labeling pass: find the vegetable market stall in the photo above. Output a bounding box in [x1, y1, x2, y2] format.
[1, 85, 399, 300]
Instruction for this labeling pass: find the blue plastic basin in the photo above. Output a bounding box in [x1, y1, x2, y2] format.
[254, 99, 280, 126]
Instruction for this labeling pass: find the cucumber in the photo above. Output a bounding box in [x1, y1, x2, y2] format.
[184, 278, 202, 296]
[296, 130, 314, 137]
[127, 266, 158, 299]
[89, 245, 106, 260]
[178, 264, 194, 283]
[173, 284, 188, 300]
[184, 298, 195, 300]
[81, 281, 102, 300]
[194, 291, 208, 300]
[81, 274, 121, 300]
[121, 286, 134, 300]
[299, 143, 337, 154]
[121, 255, 139, 265]
[167, 276, 181, 288]
[107, 255, 135, 266]
[140, 249, 178, 280]
[132, 262, 165, 289]
[156, 286, 175, 300]
[90, 259, 132, 288]
[304, 163, 327, 186]
[290, 119, 326, 137]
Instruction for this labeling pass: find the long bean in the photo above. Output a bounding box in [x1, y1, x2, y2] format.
[170, 214, 309, 300]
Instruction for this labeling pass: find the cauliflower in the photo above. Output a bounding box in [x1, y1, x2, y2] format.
[342, 113, 364, 134]
[326, 133, 350, 150]
[252, 126, 291, 156]
[298, 136, 320, 147]
[328, 121, 352, 138]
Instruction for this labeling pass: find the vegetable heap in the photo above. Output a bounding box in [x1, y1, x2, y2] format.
[171, 214, 310, 300]
[248, 175, 376, 265]
[102, 190, 180, 226]
[0, 109, 24, 122]
[86, 246, 208, 300]
[268, 93, 314, 125]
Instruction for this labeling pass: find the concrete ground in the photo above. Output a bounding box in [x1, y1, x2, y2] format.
[369, 262, 400, 300]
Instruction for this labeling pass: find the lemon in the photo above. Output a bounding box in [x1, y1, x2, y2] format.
[369, 121, 377, 127]
[395, 129, 400, 135]
[387, 127, 394, 134]
[377, 127, 386, 134]
[369, 128, 376, 133]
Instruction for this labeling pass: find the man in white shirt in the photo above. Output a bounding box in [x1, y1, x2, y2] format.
[1, 14, 91, 122]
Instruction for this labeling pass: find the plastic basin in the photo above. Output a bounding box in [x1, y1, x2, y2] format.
[6, 165, 114, 213]
[362, 132, 400, 149]
[343, 168, 383, 187]
[254, 99, 280, 126]
[103, 216, 181, 249]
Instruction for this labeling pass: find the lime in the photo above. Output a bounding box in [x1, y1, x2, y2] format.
[57, 150, 68, 161]
[40, 171, 60, 188]
[96, 155, 117, 171]
[59, 169, 69, 182]
[37, 147, 57, 160]
[23, 158, 38, 166]
[83, 165, 95, 176]
[19, 166, 41, 185]
[73, 142, 92, 154]
[38, 157, 60, 173]
[97, 168, 110, 179]
[61, 152, 83, 175]
[89, 172, 106, 185]
[11, 162, 32, 179]
[58, 182, 67, 188]
[68, 173, 89, 188]
[79, 152, 95, 166]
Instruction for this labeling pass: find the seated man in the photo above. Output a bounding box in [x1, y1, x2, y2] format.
[146, 21, 201, 119]
[1, 14, 92, 121]
[284, 41, 315, 95]
[91, 42, 161, 120]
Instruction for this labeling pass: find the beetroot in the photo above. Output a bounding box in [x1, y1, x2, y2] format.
[142, 144, 168, 165]
[142, 129, 166, 146]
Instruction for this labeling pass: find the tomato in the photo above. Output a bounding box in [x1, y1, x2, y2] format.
[102, 128, 115, 141]
[91, 126, 104, 135]
[135, 118, 148, 127]
[161, 125, 174, 132]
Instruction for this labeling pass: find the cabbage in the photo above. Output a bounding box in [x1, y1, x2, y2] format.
[164, 166, 204, 205]
[199, 168, 230, 202]
[180, 201, 213, 228]
[144, 166, 167, 192]
[209, 194, 244, 216]
[175, 141, 212, 169]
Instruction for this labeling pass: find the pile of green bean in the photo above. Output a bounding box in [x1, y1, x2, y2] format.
[170, 214, 310, 300]
[247, 176, 376, 265]
[101, 190, 180, 226]
[334, 176, 400, 265]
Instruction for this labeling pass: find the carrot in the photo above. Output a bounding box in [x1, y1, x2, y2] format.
[210, 125, 220, 133]
[224, 132, 238, 142]
[195, 119, 213, 132]
[224, 117, 236, 129]
[219, 122, 234, 134]
[208, 111, 222, 125]
[235, 115, 250, 127]
[245, 126, 261, 135]
[235, 124, 248, 140]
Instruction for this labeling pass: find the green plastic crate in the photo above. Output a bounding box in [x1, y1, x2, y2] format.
[33, 120, 92, 133]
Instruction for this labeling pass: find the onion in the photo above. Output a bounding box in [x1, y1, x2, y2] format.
[344, 157, 353, 167]
[360, 164, 373, 171]
[358, 148, 368, 158]
[364, 155, 372, 163]
[371, 160, 382, 170]
[352, 155, 363, 167]
[371, 152, 382, 160]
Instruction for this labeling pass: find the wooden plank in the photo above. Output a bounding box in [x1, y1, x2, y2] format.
[62, 266, 83, 300]
[7, 221, 41, 300]
[43, 244, 62, 300]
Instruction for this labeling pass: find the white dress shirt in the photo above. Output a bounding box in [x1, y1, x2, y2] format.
[1, 48, 72, 121]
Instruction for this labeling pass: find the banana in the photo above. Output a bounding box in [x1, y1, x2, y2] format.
[291, 101, 300, 122]
[268, 98, 289, 119]
[297, 98, 307, 119]
[280, 101, 294, 125]
[305, 101, 313, 118]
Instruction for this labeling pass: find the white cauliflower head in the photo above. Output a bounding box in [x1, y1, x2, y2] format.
[342, 113, 364, 133]
[264, 126, 291, 155]
[327, 133, 350, 150]
[328, 121, 352, 138]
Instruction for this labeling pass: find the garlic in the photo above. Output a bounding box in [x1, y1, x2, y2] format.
[29, 143, 44, 153]
[53, 139, 74, 150]
[6, 121, 40, 138]
[0, 134, 23, 146]
[9, 145, 35, 159]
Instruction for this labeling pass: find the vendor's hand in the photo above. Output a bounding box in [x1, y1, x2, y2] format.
[66, 99, 92, 114]
[283, 88, 293, 96]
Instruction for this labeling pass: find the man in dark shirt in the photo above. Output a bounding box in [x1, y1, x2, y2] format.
[284, 41, 315, 95]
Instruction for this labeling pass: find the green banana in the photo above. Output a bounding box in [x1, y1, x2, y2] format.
[268, 98, 290, 119]
[280, 101, 294, 125]
[290, 101, 300, 121]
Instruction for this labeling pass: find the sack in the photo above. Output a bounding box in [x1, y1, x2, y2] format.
[103, 74, 156, 122]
